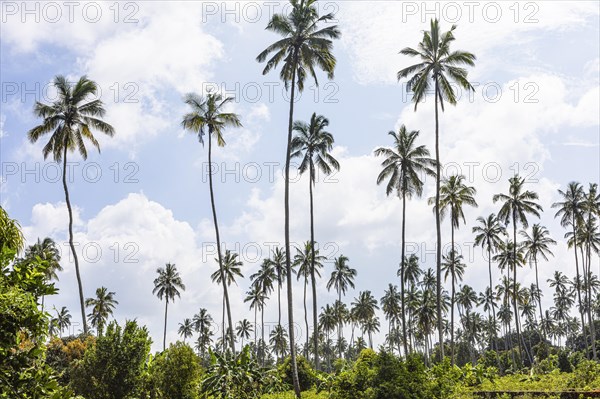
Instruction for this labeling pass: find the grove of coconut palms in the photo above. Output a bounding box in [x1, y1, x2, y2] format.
[1, 1, 599, 398]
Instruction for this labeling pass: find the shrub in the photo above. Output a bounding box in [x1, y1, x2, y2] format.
[278, 355, 316, 392]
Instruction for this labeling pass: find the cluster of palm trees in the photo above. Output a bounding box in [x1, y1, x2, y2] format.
[23, 2, 598, 397]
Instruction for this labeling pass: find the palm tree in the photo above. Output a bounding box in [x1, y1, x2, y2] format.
[257, 2, 339, 392]
[293, 241, 325, 361]
[153, 263, 185, 351]
[552, 182, 587, 355]
[292, 112, 340, 368]
[85, 287, 118, 336]
[178, 318, 194, 343]
[319, 304, 337, 367]
[182, 92, 241, 351]
[251, 257, 277, 355]
[473, 213, 505, 349]
[381, 284, 402, 353]
[441, 250, 466, 363]
[398, 20, 476, 357]
[54, 306, 71, 337]
[520, 224, 556, 339]
[193, 308, 214, 358]
[430, 174, 477, 363]
[244, 285, 266, 355]
[351, 291, 380, 346]
[455, 285, 479, 364]
[327, 255, 357, 303]
[270, 324, 288, 363]
[375, 125, 435, 355]
[236, 319, 253, 349]
[493, 175, 542, 365]
[271, 247, 286, 327]
[25, 237, 62, 310]
[27, 75, 115, 334]
[211, 250, 244, 349]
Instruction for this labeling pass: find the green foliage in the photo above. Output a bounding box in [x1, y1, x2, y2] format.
[0, 243, 72, 398]
[46, 336, 94, 385]
[70, 320, 152, 399]
[202, 345, 284, 399]
[145, 342, 203, 399]
[567, 359, 600, 389]
[279, 355, 316, 392]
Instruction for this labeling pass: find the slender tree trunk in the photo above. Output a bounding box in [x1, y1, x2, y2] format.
[284, 53, 302, 399]
[254, 307, 258, 354]
[533, 255, 546, 340]
[309, 168, 319, 370]
[400, 191, 408, 356]
[62, 148, 87, 334]
[450, 223, 455, 365]
[222, 295, 225, 351]
[488, 248, 497, 349]
[434, 77, 444, 361]
[585, 242, 597, 360]
[572, 219, 589, 358]
[512, 215, 524, 366]
[278, 280, 282, 327]
[208, 128, 235, 351]
[261, 305, 265, 366]
[163, 299, 168, 351]
[303, 276, 309, 358]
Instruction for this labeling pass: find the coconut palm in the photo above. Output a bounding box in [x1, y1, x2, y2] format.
[473, 213, 505, 348]
[182, 92, 241, 351]
[552, 182, 588, 354]
[398, 20, 476, 356]
[270, 247, 287, 327]
[351, 290, 380, 347]
[54, 306, 71, 337]
[381, 284, 402, 353]
[291, 112, 340, 367]
[27, 75, 115, 334]
[244, 285, 266, 355]
[430, 174, 477, 363]
[85, 287, 118, 337]
[211, 250, 244, 349]
[178, 318, 194, 343]
[257, 1, 339, 391]
[493, 175, 542, 365]
[375, 125, 435, 355]
[270, 324, 288, 363]
[520, 224, 556, 339]
[293, 241, 325, 361]
[25, 237, 62, 310]
[327, 255, 357, 304]
[236, 319, 253, 350]
[441, 249, 466, 363]
[251, 258, 277, 352]
[194, 308, 214, 358]
[153, 263, 185, 351]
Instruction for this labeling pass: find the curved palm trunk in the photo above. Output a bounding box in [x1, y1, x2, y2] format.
[434, 77, 444, 361]
[163, 299, 168, 351]
[284, 57, 302, 398]
[208, 128, 235, 351]
[62, 148, 88, 335]
[450, 223, 456, 365]
[400, 191, 408, 356]
[309, 168, 319, 370]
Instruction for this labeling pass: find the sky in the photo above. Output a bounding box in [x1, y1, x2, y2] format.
[1, 1, 599, 351]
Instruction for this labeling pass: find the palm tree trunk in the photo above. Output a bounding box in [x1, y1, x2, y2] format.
[303, 276, 309, 358]
[278, 280, 282, 327]
[254, 307, 258, 353]
[401, 191, 408, 356]
[62, 148, 87, 334]
[512, 215, 524, 366]
[434, 77, 444, 361]
[309, 168, 319, 370]
[488, 248, 497, 349]
[261, 305, 265, 366]
[284, 52, 302, 399]
[222, 295, 225, 351]
[450, 223, 455, 365]
[208, 128, 235, 351]
[533, 255, 546, 340]
[571, 219, 589, 358]
[584, 242, 597, 360]
[163, 299, 168, 351]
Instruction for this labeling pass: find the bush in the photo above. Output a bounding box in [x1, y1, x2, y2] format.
[278, 355, 316, 392]
[146, 342, 202, 399]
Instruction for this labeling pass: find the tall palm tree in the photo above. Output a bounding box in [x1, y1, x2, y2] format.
[441, 250, 466, 363]
[351, 290, 380, 347]
[193, 308, 213, 358]
[257, 1, 339, 392]
[520, 224, 556, 339]
[493, 175, 541, 365]
[250, 258, 275, 363]
[25, 237, 62, 309]
[398, 20, 476, 357]
[28, 75, 115, 334]
[153, 263, 185, 351]
[270, 324, 288, 363]
[473, 213, 505, 349]
[292, 112, 340, 369]
[430, 174, 477, 363]
[581, 183, 599, 359]
[271, 247, 286, 327]
[85, 287, 118, 336]
[182, 92, 241, 351]
[236, 319, 253, 349]
[381, 284, 402, 353]
[319, 304, 337, 367]
[293, 241, 325, 361]
[327, 255, 357, 303]
[375, 125, 435, 355]
[244, 285, 266, 355]
[552, 182, 587, 355]
[178, 318, 194, 343]
[54, 306, 71, 337]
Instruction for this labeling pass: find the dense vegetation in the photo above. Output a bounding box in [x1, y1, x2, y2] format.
[1, 1, 599, 398]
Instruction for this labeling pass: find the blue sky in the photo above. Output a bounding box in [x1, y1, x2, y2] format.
[1, 1, 599, 350]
